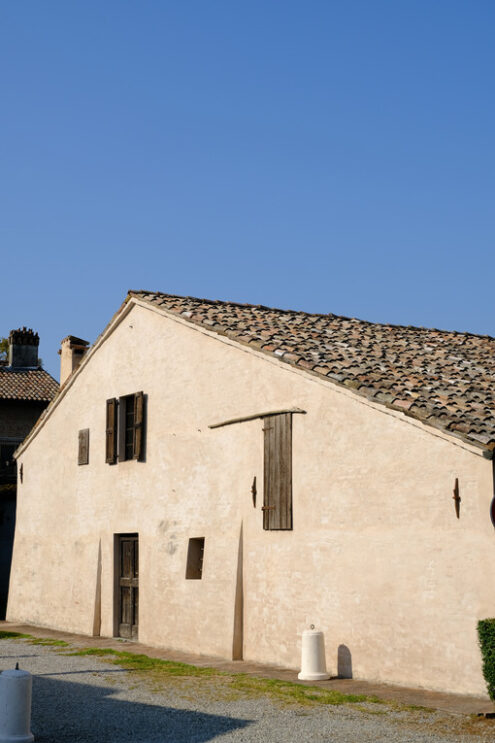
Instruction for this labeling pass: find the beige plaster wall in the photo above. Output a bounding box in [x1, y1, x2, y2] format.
[7, 301, 495, 696]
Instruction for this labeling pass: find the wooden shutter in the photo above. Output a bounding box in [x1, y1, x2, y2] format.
[106, 398, 118, 464]
[133, 391, 144, 461]
[78, 428, 89, 465]
[263, 413, 292, 530]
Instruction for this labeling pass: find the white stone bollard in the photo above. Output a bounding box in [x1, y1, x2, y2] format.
[0, 667, 34, 743]
[298, 629, 330, 681]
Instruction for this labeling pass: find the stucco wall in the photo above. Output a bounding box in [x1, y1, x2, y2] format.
[7, 302, 495, 696]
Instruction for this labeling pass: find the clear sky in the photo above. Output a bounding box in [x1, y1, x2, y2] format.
[1, 1, 494, 380]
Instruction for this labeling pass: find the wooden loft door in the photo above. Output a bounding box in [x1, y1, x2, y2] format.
[263, 413, 293, 530]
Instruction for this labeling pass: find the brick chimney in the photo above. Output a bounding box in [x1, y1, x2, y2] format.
[8, 328, 40, 368]
[59, 336, 89, 385]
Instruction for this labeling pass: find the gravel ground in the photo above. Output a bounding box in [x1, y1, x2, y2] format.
[0, 639, 493, 743]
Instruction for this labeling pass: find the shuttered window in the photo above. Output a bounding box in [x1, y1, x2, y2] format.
[106, 392, 145, 464]
[123, 395, 135, 460]
[78, 429, 89, 465]
[106, 398, 118, 464]
[263, 413, 292, 530]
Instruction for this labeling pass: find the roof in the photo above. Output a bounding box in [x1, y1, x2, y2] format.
[130, 290, 495, 450]
[0, 367, 59, 402]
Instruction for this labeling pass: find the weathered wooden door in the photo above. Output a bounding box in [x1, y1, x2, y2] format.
[118, 534, 139, 639]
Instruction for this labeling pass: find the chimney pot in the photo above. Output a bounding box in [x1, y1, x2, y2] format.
[59, 335, 89, 385]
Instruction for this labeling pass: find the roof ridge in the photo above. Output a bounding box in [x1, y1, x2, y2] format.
[128, 289, 495, 341]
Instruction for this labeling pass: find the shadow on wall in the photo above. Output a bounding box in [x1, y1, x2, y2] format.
[0, 495, 16, 619]
[337, 644, 353, 679]
[32, 676, 252, 742]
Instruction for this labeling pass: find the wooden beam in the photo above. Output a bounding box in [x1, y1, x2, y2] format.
[209, 407, 306, 429]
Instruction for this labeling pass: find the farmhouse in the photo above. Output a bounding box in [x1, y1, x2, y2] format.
[7, 291, 495, 697]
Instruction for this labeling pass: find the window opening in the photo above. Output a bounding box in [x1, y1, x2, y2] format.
[186, 537, 205, 579]
[123, 396, 135, 461]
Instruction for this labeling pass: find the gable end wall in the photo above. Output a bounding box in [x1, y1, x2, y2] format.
[7, 303, 495, 696]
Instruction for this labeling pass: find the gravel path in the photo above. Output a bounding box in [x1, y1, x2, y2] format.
[0, 639, 492, 742]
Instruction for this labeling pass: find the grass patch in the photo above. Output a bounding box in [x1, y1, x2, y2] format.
[0, 631, 68, 647]
[66, 648, 217, 677]
[28, 638, 69, 647]
[66, 647, 386, 707]
[227, 674, 384, 706]
[0, 631, 33, 640]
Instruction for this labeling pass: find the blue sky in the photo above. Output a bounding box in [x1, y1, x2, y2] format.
[1, 1, 494, 379]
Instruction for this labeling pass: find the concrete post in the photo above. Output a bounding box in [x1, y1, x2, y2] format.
[0, 668, 34, 743]
[298, 629, 330, 681]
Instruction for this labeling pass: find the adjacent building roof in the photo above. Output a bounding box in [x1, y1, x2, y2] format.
[0, 367, 59, 402]
[131, 290, 495, 450]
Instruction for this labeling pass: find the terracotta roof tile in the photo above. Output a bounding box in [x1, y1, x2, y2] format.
[130, 290, 495, 450]
[0, 367, 58, 402]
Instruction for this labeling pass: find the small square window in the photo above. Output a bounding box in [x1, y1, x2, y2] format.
[185, 537, 205, 580]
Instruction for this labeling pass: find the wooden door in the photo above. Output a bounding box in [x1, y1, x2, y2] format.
[118, 534, 139, 639]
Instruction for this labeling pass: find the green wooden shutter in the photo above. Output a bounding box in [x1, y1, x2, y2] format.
[106, 398, 118, 464]
[263, 413, 292, 530]
[133, 391, 144, 461]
